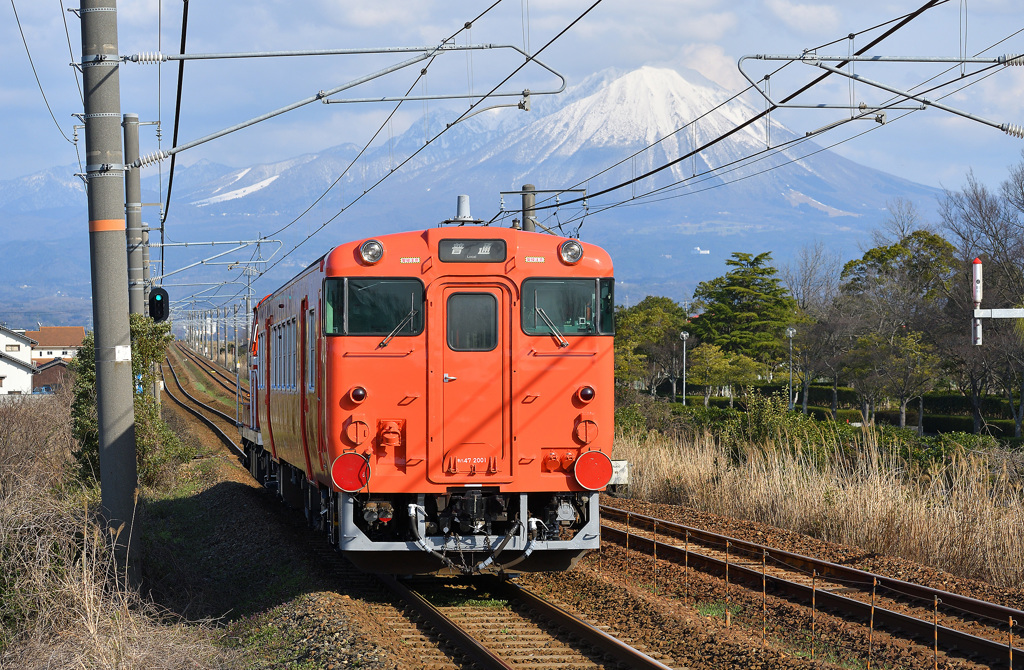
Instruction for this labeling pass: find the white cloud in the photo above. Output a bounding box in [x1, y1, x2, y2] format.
[675, 44, 747, 90]
[765, 0, 839, 35]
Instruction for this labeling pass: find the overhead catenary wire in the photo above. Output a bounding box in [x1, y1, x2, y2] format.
[530, 0, 957, 211]
[537, 41, 1014, 231]
[560, 25, 1018, 220]
[543, 57, 1009, 232]
[11, 0, 75, 146]
[526, 0, 950, 214]
[161, 0, 189, 230]
[181, 0, 513, 308]
[252, 0, 507, 243]
[58, 0, 83, 105]
[255, 0, 605, 281]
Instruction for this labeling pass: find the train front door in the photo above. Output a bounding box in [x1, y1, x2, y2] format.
[429, 282, 512, 484]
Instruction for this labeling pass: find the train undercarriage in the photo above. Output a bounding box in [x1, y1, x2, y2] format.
[242, 437, 600, 574]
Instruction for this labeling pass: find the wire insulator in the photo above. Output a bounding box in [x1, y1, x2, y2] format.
[1004, 124, 1024, 139]
[1002, 54, 1024, 66]
[134, 150, 169, 168]
[130, 52, 167, 64]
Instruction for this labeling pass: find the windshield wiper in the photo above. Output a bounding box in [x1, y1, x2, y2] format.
[378, 308, 417, 348]
[535, 307, 569, 348]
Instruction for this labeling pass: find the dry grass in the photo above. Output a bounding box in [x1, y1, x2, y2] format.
[614, 427, 1024, 588]
[0, 389, 235, 669]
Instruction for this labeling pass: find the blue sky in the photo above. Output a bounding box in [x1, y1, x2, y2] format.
[4, 0, 1023, 192]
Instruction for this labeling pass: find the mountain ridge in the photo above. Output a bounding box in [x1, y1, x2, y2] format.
[0, 65, 942, 327]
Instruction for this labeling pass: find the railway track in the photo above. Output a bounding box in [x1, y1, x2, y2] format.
[175, 342, 249, 402]
[381, 575, 677, 670]
[601, 506, 1022, 669]
[161, 353, 244, 459]
[168, 342, 681, 669]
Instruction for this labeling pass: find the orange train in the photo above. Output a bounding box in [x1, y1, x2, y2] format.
[240, 224, 615, 574]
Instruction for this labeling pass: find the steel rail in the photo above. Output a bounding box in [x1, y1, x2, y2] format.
[176, 341, 245, 385]
[377, 575, 515, 670]
[498, 580, 676, 670]
[602, 506, 1024, 625]
[601, 509, 1017, 667]
[162, 356, 245, 459]
[176, 343, 249, 401]
[182, 341, 247, 385]
[165, 352, 242, 428]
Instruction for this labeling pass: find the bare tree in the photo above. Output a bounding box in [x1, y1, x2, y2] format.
[780, 241, 841, 315]
[870, 197, 933, 248]
[941, 168, 1024, 302]
[939, 155, 1024, 433]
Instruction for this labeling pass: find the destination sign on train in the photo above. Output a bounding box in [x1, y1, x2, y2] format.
[438, 239, 508, 263]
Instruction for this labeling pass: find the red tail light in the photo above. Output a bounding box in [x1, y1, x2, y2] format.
[332, 452, 370, 492]
[573, 451, 612, 491]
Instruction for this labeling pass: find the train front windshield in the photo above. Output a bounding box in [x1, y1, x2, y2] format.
[324, 278, 425, 336]
[521, 278, 615, 336]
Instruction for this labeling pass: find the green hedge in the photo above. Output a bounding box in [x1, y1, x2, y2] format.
[922, 393, 1011, 418]
[923, 414, 975, 434]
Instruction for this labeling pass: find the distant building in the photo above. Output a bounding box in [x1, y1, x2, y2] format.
[34, 358, 70, 393]
[0, 326, 38, 395]
[22, 326, 86, 366]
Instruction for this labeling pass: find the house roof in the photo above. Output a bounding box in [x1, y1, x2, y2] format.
[0, 350, 39, 373]
[0, 325, 37, 346]
[23, 326, 86, 348]
[35, 358, 70, 371]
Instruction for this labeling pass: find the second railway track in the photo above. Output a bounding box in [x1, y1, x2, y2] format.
[600, 506, 1022, 669]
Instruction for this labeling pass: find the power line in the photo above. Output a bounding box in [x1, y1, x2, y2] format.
[11, 0, 75, 145]
[585, 24, 1019, 215]
[57, 0, 83, 105]
[258, 0, 605, 279]
[161, 0, 190, 230]
[264, 0, 507, 241]
[539, 55, 1009, 232]
[531, 0, 953, 213]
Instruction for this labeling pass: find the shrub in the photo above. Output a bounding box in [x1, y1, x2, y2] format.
[613, 425, 1024, 587]
[69, 315, 191, 487]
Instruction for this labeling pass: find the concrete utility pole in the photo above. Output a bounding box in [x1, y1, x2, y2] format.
[80, 0, 138, 570]
[124, 113, 144, 315]
[142, 226, 151, 312]
[521, 184, 536, 232]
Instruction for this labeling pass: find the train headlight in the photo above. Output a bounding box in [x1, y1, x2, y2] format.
[559, 240, 583, 264]
[359, 239, 384, 264]
[349, 386, 367, 403]
[576, 385, 596, 403]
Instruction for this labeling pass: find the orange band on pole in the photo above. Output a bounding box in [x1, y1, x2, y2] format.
[89, 219, 126, 232]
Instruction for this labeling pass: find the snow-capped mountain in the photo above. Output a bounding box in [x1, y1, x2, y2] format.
[0, 65, 941, 326]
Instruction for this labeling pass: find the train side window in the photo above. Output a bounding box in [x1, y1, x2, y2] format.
[306, 309, 315, 391]
[599, 278, 615, 335]
[447, 293, 497, 351]
[324, 279, 344, 335]
[289, 319, 296, 390]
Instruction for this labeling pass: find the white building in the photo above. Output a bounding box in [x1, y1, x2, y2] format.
[0, 326, 38, 395]
[23, 326, 86, 365]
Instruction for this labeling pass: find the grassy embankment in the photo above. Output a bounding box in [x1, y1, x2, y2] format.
[0, 389, 232, 667]
[613, 394, 1024, 588]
